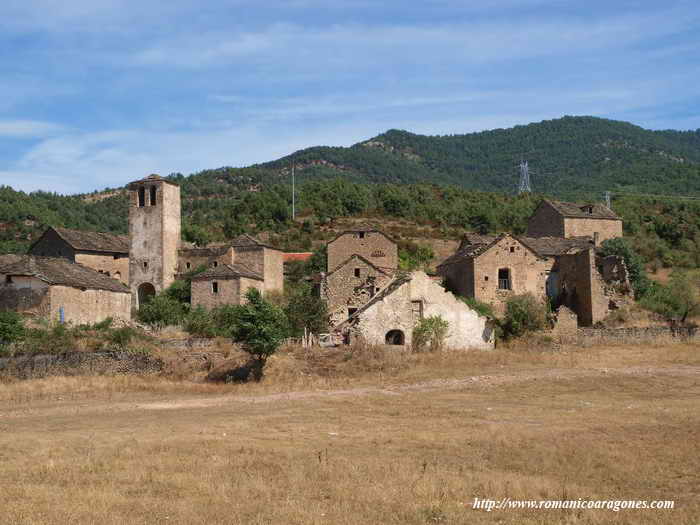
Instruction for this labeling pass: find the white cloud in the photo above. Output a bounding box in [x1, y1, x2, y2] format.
[0, 120, 64, 138]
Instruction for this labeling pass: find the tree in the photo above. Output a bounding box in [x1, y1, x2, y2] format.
[0, 311, 25, 346]
[412, 315, 449, 352]
[136, 295, 187, 331]
[229, 288, 289, 380]
[640, 271, 700, 323]
[182, 224, 211, 247]
[284, 283, 328, 338]
[501, 294, 547, 339]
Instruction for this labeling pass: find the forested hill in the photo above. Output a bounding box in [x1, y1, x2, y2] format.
[187, 115, 700, 198]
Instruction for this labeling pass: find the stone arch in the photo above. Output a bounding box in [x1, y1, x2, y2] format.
[137, 282, 156, 307]
[385, 329, 405, 345]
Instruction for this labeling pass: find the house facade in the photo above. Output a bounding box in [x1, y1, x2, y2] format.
[527, 199, 623, 242]
[327, 225, 398, 273]
[190, 263, 265, 309]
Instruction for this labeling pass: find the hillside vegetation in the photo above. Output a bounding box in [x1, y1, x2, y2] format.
[1, 116, 699, 269]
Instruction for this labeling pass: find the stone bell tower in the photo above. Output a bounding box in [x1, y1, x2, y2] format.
[127, 174, 181, 308]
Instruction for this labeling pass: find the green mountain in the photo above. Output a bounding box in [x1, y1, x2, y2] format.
[1, 116, 699, 268]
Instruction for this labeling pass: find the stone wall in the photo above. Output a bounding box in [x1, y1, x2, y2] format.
[437, 257, 474, 298]
[322, 255, 392, 325]
[48, 285, 131, 325]
[559, 325, 698, 346]
[526, 202, 566, 238]
[262, 248, 284, 294]
[472, 236, 552, 316]
[191, 276, 264, 309]
[75, 252, 129, 284]
[327, 231, 397, 272]
[0, 280, 50, 318]
[563, 217, 622, 242]
[178, 247, 232, 273]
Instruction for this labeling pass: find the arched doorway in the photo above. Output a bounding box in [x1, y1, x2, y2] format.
[137, 282, 156, 307]
[385, 330, 405, 345]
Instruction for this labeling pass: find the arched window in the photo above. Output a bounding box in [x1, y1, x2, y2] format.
[137, 282, 156, 307]
[498, 268, 511, 290]
[385, 330, 405, 345]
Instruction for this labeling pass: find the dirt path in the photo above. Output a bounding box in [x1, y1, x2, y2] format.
[2, 364, 698, 421]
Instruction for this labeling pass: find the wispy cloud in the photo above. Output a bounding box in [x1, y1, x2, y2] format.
[0, 120, 64, 138]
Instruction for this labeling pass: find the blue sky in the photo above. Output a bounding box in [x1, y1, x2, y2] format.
[1, 0, 699, 194]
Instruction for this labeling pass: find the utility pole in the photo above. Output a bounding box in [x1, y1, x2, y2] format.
[291, 162, 295, 220]
[604, 191, 611, 209]
[518, 160, 532, 194]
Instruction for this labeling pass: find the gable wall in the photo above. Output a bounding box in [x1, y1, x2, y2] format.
[563, 217, 622, 242]
[29, 229, 77, 261]
[526, 203, 565, 238]
[327, 231, 397, 272]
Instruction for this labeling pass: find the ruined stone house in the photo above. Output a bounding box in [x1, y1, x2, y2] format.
[333, 271, 494, 350]
[0, 255, 131, 325]
[28, 226, 129, 284]
[436, 232, 632, 326]
[320, 254, 394, 325]
[190, 262, 264, 309]
[527, 199, 623, 243]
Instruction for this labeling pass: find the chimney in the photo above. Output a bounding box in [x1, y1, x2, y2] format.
[593, 232, 600, 247]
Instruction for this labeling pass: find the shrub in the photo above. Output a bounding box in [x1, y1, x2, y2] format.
[398, 241, 435, 271]
[184, 306, 217, 338]
[92, 317, 114, 331]
[459, 296, 495, 318]
[136, 294, 187, 330]
[229, 288, 289, 380]
[501, 293, 546, 339]
[412, 315, 449, 352]
[0, 311, 25, 346]
[107, 326, 138, 349]
[639, 271, 700, 323]
[599, 238, 651, 298]
[284, 283, 328, 338]
[21, 322, 76, 354]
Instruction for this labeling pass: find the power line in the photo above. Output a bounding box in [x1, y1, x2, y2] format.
[517, 160, 532, 194]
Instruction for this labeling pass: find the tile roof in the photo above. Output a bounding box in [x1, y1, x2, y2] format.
[0, 256, 129, 293]
[51, 227, 129, 254]
[544, 199, 620, 220]
[190, 262, 263, 281]
[283, 252, 313, 262]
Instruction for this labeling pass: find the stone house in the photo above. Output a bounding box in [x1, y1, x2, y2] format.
[527, 199, 623, 243]
[333, 271, 494, 350]
[327, 225, 398, 273]
[0, 256, 131, 325]
[320, 254, 394, 325]
[190, 263, 264, 309]
[29, 226, 130, 284]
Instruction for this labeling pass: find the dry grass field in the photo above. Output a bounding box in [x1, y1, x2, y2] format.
[1, 341, 699, 524]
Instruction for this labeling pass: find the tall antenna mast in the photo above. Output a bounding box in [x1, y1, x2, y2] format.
[518, 159, 532, 194]
[291, 162, 296, 220]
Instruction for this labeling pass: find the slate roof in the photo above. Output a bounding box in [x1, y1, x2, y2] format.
[190, 262, 263, 281]
[51, 227, 129, 254]
[0, 256, 129, 293]
[127, 174, 179, 187]
[518, 236, 594, 257]
[178, 245, 230, 257]
[544, 199, 620, 220]
[230, 234, 279, 250]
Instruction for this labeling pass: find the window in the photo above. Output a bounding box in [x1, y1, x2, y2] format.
[411, 300, 423, 320]
[498, 268, 511, 290]
[212, 282, 219, 294]
[150, 186, 157, 206]
[113, 254, 119, 260]
[348, 307, 357, 317]
[484, 276, 489, 281]
[5, 276, 12, 284]
[138, 187, 145, 207]
[358, 232, 365, 239]
[143, 261, 148, 270]
[212, 261, 218, 268]
[186, 262, 191, 270]
[509, 246, 515, 253]
[354, 268, 361, 277]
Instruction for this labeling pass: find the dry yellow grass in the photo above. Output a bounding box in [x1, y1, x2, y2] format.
[1, 341, 699, 524]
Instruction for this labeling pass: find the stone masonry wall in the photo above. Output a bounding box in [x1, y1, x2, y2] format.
[0, 278, 51, 318]
[48, 285, 131, 325]
[472, 237, 552, 316]
[437, 257, 474, 298]
[75, 253, 129, 284]
[191, 276, 264, 310]
[526, 202, 566, 238]
[262, 248, 284, 294]
[563, 217, 622, 242]
[327, 231, 397, 272]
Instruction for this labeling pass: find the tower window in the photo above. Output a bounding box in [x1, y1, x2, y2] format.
[498, 268, 511, 290]
[212, 282, 219, 294]
[150, 186, 157, 206]
[143, 261, 148, 270]
[138, 187, 145, 207]
[354, 268, 361, 277]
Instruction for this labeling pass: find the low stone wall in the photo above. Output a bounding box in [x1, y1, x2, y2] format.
[559, 325, 697, 346]
[0, 351, 163, 380]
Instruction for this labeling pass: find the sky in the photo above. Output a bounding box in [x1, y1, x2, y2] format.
[1, 0, 699, 194]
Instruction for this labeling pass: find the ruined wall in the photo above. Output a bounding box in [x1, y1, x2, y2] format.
[75, 253, 129, 284]
[563, 217, 622, 242]
[191, 276, 264, 309]
[526, 202, 565, 238]
[347, 272, 493, 350]
[557, 249, 611, 326]
[48, 285, 131, 325]
[473, 237, 553, 316]
[436, 257, 474, 298]
[322, 256, 392, 324]
[128, 179, 181, 307]
[178, 247, 231, 273]
[327, 231, 397, 272]
[0, 279, 50, 318]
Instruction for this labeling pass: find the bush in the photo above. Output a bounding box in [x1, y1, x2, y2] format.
[229, 288, 289, 380]
[459, 296, 495, 318]
[284, 283, 328, 338]
[599, 238, 651, 298]
[184, 306, 217, 338]
[639, 271, 700, 323]
[0, 311, 25, 346]
[501, 293, 546, 339]
[412, 315, 449, 352]
[21, 322, 76, 354]
[107, 326, 138, 349]
[136, 294, 187, 330]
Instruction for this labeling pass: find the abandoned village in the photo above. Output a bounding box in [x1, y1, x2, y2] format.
[0, 174, 632, 350]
